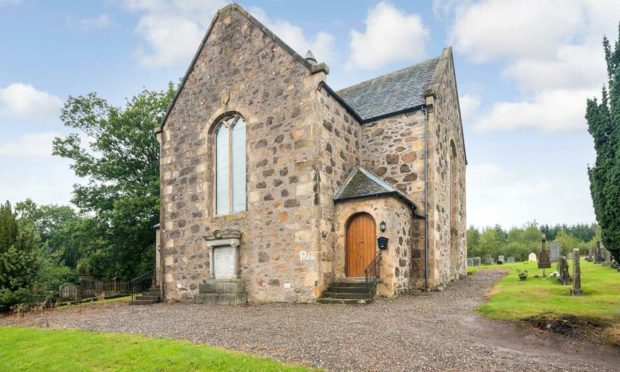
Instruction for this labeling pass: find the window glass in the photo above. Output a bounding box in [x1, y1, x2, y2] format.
[231, 118, 246, 212]
[215, 123, 230, 215]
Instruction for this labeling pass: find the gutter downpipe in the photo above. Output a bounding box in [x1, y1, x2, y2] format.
[423, 106, 429, 291]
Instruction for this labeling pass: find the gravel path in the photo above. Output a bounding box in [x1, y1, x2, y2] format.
[2, 270, 619, 371]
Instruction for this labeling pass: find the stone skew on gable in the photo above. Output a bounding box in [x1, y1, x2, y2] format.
[155, 2, 330, 134]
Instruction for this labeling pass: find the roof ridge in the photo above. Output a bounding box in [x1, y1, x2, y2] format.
[336, 55, 441, 94]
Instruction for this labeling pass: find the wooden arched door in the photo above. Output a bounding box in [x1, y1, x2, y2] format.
[346, 213, 376, 277]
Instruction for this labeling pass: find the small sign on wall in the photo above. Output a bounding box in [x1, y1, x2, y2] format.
[299, 251, 316, 261]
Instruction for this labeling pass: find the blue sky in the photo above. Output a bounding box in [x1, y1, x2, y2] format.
[1, 0, 619, 227]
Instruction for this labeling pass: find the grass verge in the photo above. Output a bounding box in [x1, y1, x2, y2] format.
[0, 326, 311, 371]
[468, 260, 620, 345]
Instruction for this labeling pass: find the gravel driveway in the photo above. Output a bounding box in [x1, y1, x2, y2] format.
[2, 270, 619, 371]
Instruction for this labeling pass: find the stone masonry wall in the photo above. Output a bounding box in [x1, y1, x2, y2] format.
[360, 111, 427, 288]
[334, 197, 414, 296]
[425, 49, 467, 288]
[314, 87, 361, 293]
[159, 6, 324, 303]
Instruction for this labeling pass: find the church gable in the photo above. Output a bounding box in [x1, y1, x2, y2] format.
[160, 4, 316, 132]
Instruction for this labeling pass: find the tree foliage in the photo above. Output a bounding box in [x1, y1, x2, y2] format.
[52, 85, 175, 279]
[467, 223, 598, 261]
[587, 24, 620, 263]
[0, 201, 40, 311]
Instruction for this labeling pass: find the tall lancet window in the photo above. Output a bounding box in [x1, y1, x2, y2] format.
[215, 115, 246, 215]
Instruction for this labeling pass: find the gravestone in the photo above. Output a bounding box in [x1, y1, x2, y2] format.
[498, 255, 505, 264]
[550, 242, 560, 262]
[467, 258, 473, 267]
[567, 251, 573, 260]
[557, 256, 571, 285]
[594, 241, 605, 263]
[603, 248, 612, 266]
[570, 249, 583, 295]
[507, 256, 515, 263]
[538, 234, 551, 269]
[528, 252, 537, 261]
[59, 283, 79, 302]
[586, 246, 594, 262]
[473, 257, 481, 266]
[484, 256, 494, 265]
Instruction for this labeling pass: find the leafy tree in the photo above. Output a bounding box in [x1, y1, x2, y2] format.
[587, 25, 620, 263]
[0, 201, 40, 311]
[52, 85, 175, 279]
[466, 226, 480, 256]
[0, 201, 17, 253]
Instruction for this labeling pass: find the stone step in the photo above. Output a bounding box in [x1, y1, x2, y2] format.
[199, 279, 245, 294]
[193, 293, 247, 305]
[137, 294, 160, 301]
[129, 299, 158, 305]
[329, 282, 371, 289]
[326, 286, 369, 293]
[317, 297, 373, 305]
[321, 291, 371, 300]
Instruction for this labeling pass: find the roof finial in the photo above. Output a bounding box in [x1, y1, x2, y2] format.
[305, 50, 317, 65]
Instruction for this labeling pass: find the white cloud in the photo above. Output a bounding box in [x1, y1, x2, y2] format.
[459, 93, 480, 128]
[446, 0, 620, 132]
[116, 0, 228, 68]
[250, 7, 336, 64]
[347, 2, 429, 70]
[117, 1, 335, 69]
[0, 132, 59, 157]
[467, 163, 594, 227]
[67, 14, 111, 31]
[0, 83, 63, 120]
[0, 0, 22, 5]
[474, 89, 595, 132]
[451, 0, 584, 63]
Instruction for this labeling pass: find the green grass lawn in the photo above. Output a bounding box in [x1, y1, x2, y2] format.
[468, 259, 620, 344]
[0, 326, 311, 372]
[468, 260, 620, 321]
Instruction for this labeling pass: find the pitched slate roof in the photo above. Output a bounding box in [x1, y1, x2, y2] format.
[334, 166, 416, 209]
[337, 57, 440, 122]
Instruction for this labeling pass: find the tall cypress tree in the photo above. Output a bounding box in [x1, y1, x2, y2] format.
[0, 201, 17, 253]
[587, 24, 620, 263]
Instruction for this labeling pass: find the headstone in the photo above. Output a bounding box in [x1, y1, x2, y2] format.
[570, 249, 583, 295]
[507, 256, 515, 263]
[550, 242, 561, 262]
[467, 258, 473, 267]
[498, 255, 505, 264]
[603, 248, 612, 266]
[567, 251, 573, 260]
[586, 246, 594, 262]
[538, 234, 551, 269]
[473, 257, 481, 266]
[528, 252, 537, 261]
[484, 256, 494, 265]
[557, 256, 571, 285]
[594, 241, 605, 263]
[59, 283, 79, 301]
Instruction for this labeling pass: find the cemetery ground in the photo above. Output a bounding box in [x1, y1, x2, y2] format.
[468, 259, 620, 346]
[2, 270, 620, 371]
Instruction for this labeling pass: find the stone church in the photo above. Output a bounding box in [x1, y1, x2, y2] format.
[155, 3, 467, 304]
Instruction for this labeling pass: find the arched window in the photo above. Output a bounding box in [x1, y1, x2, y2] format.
[215, 114, 246, 215]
